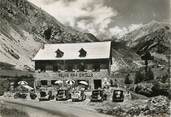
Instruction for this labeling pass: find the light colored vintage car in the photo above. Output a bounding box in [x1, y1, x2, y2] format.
[71, 90, 86, 102]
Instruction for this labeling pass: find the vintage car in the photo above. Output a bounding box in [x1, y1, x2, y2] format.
[39, 91, 54, 101]
[14, 92, 27, 99]
[71, 90, 86, 102]
[90, 89, 107, 102]
[112, 89, 124, 102]
[56, 89, 71, 101]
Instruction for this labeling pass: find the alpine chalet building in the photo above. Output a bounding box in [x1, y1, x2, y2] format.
[33, 41, 112, 90]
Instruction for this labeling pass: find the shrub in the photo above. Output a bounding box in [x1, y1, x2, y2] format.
[145, 96, 169, 115]
[44, 26, 52, 40]
[134, 84, 153, 97]
[96, 96, 169, 117]
[124, 74, 132, 84]
[145, 68, 154, 81]
[151, 81, 170, 97]
[0, 80, 10, 94]
[161, 74, 169, 83]
[134, 71, 144, 84]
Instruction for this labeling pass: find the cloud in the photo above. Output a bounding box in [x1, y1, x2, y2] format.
[28, 0, 117, 38]
[109, 24, 143, 38]
[28, 0, 143, 39]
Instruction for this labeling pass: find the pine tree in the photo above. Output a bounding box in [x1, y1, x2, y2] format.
[44, 26, 52, 40]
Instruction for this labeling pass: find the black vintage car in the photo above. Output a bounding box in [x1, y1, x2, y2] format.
[39, 91, 54, 101]
[112, 89, 124, 102]
[90, 89, 107, 102]
[56, 89, 71, 101]
[71, 90, 86, 102]
[14, 92, 27, 99]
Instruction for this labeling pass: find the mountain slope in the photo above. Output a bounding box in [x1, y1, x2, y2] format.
[0, 0, 98, 70]
[110, 41, 141, 73]
[110, 21, 170, 74]
[124, 21, 170, 66]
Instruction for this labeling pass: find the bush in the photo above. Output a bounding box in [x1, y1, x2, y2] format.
[0, 80, 10, 94]
[124, 74, 132, 84]
[134, 81, 170, 98]
[135, 84, 153, 97]
[145, 68, 154, 81]
[96, 96, 169, 117]
[161, 74, 169, 83]
[151, 81, 170, 97]
[145, 96, 169, 115]
[134, 71, 144, 84]
[44, 26, 52, 40]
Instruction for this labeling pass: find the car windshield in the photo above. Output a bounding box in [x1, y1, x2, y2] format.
[114, 90, 122, 95]
[40, 91, 46, 97]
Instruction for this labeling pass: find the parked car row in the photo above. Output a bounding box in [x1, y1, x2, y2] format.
[13, 88, 124, 102]
[39, 88, 124, 102]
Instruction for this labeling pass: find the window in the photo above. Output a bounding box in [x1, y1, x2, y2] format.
[55, 49, 64, 58]
[41, 80, 48, 85]
[45, 65, 53, 71]
[79, 48, 87, 57]
[40, 65, 46, 72]
[100, 64, 107, 69]
[93, 63, 100, 71]
[53, 65, 58, 72]
[87, 64, 93, 70]
[67, 64, 73, 72]
[79, 63, 85, 71]
[73, 64, 78, 70]
[60, 64, 65, 71]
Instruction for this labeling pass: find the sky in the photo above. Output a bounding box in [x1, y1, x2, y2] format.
[28, 0, 170, 39]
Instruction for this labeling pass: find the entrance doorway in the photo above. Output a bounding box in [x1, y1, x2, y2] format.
[94, 79, 102, 89]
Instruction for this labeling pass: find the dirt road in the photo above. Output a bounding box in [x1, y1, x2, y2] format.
[0, 97, 111, 117]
